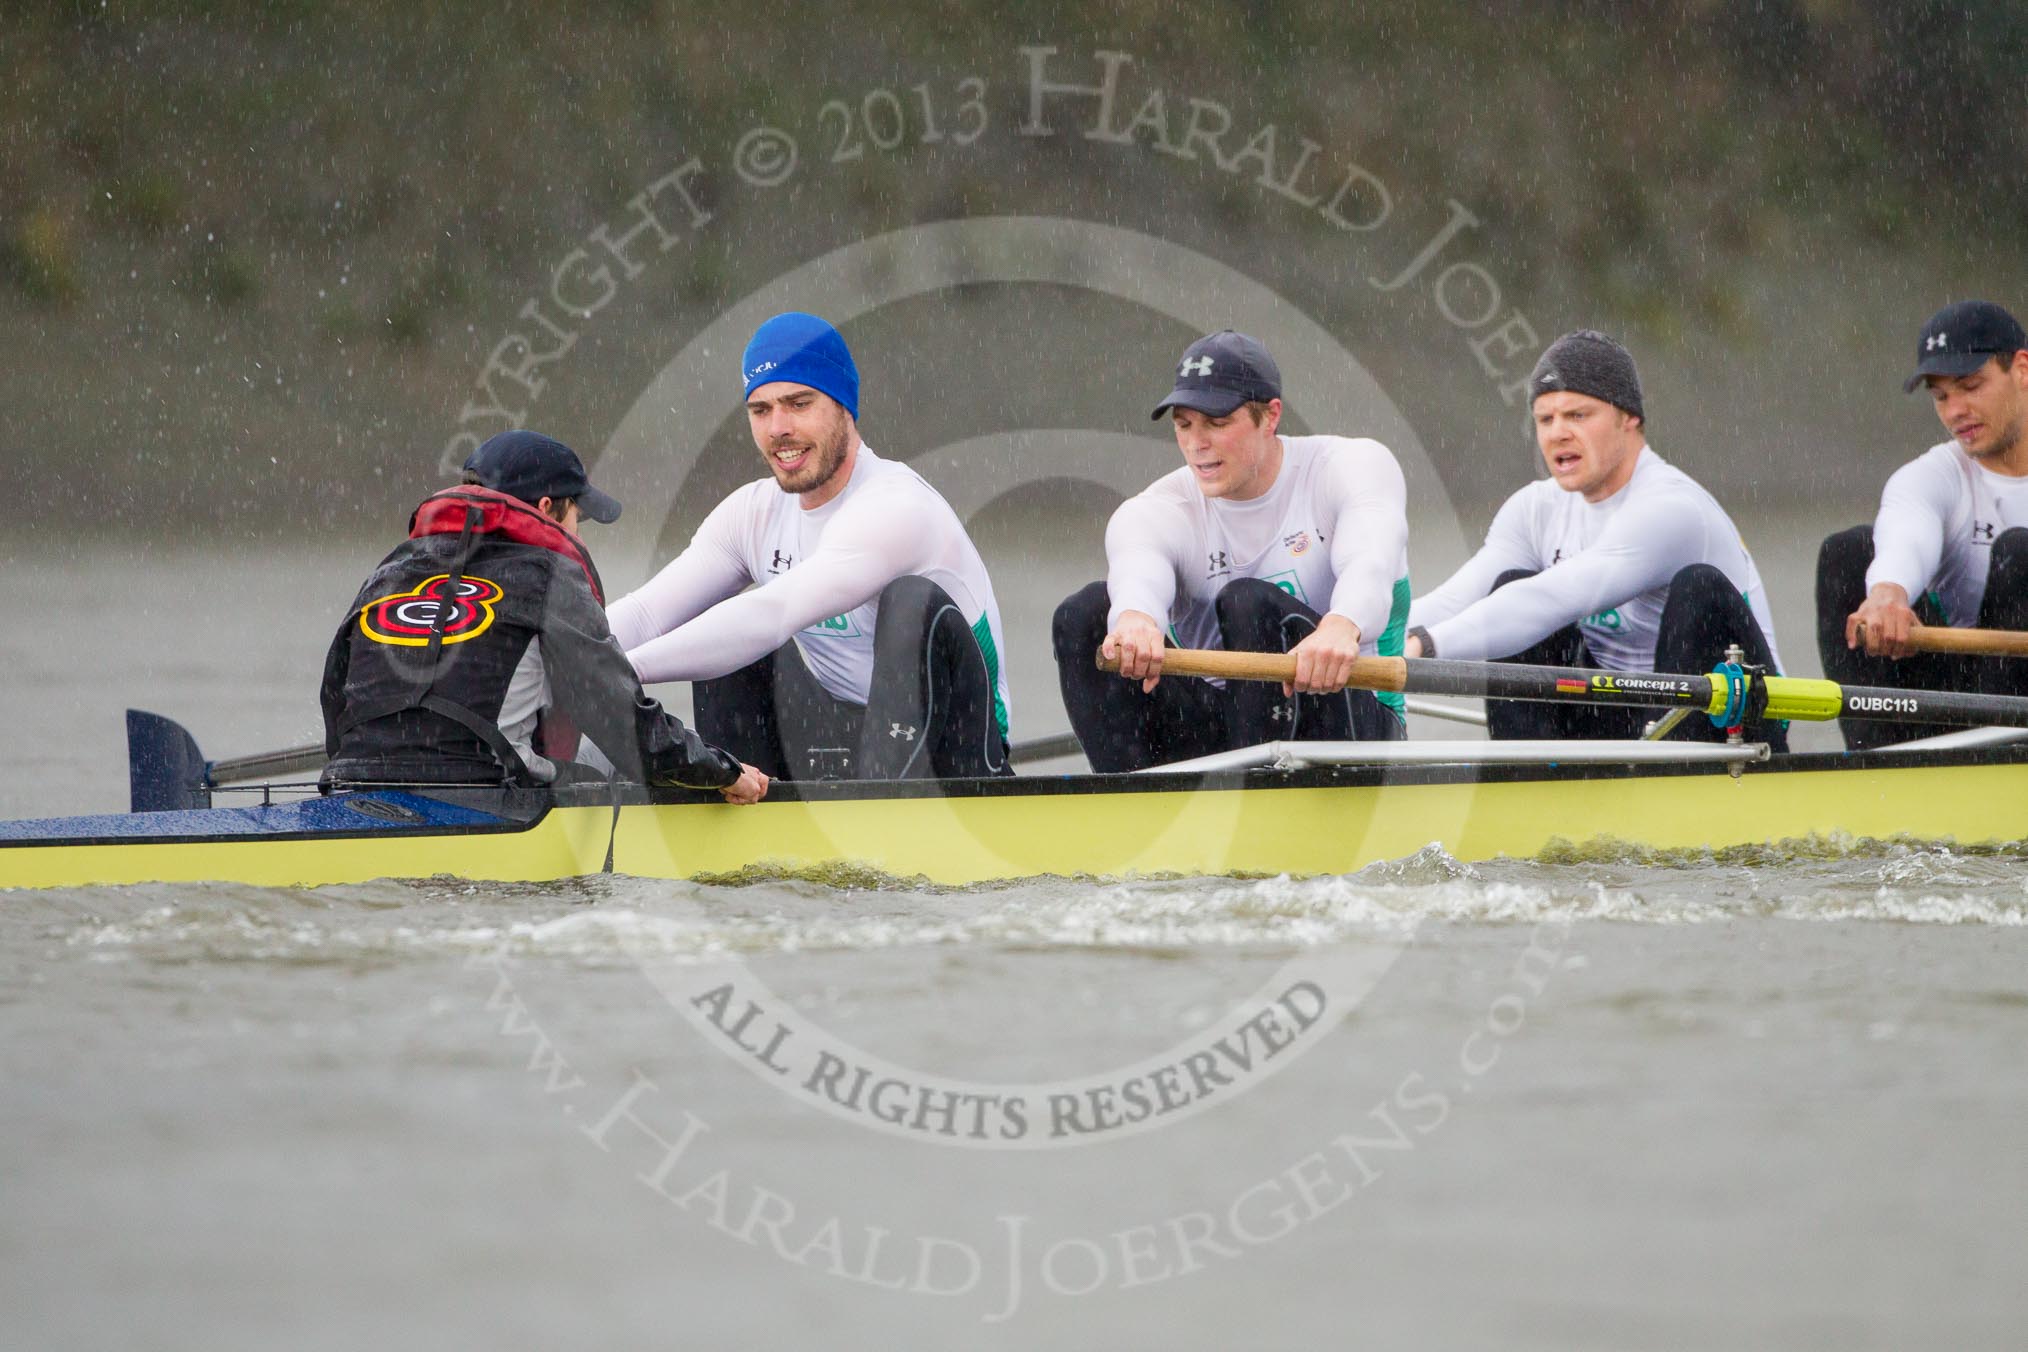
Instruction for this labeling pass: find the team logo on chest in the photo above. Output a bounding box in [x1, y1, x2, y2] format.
[1262, 569, 1309, 604]
[360, 574, 504, 646]
[803, 610, 865, 639]
[1283, 530, 1310, 556]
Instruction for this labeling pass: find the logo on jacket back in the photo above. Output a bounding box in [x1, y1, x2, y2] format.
[360, 574, 504, 646]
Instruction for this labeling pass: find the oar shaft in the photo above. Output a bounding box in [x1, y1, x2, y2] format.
[210, 743, 327, 784]
[1407, 658, 1721, 711]
[1098, 649, 1716, 712]
[1098, 647, 2028, 729]
[1009, 731, 1085, 764]
[1828, 682, 2028, 729]
[1403, 696, 1488, 727]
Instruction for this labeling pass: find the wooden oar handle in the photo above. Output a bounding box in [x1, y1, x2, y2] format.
[1854, 620, 2028, 656]
[1904, 623, 2028, 657]
[1096, 647, 1410, 692]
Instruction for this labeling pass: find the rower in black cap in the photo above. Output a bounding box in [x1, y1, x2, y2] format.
[1406, 329, 1789, 748]
[319, 429, 767, 801]
[1815, 300, 2028, 749]
[1053, 329, 1414, 773]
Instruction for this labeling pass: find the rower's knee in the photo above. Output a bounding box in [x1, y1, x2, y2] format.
[1817, 523, 1873, 581]
[1987, 529, 2028, 618]
[876, 573, 947, 613]
[1052, 581, 1111, 662]
[1214, 577, 1310, 655]
[1663, 564, 1749, 634]
[872, 577, 968, 667]
[1667, 562, 1731, 601]
[1212, 576, 1285, 624]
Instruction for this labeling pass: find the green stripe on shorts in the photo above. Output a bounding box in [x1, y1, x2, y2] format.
[1374, 574, 1410, 720]
[971, 613, 1010, 738]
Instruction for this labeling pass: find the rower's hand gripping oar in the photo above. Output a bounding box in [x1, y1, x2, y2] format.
[1098, 648, 2028, 730]
[1853, 622, 2028, 658]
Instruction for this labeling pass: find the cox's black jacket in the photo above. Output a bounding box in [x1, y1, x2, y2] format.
[319, 487, 740, 790]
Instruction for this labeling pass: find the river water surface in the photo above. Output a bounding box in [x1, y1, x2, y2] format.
[4, 535, 2026, 1349]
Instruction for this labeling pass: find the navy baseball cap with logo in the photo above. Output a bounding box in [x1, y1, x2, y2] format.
[1903, 300, 2027, 392]
[1151, 330, 1283, 420]
[464, 430, 622, 523]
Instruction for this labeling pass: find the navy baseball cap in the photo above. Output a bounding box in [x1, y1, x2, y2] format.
[1904, 300, 2027, 392]
[464, 430, 622, 523]
[1151, 330, 1282, 420]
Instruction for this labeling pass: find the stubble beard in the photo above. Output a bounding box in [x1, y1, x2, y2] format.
[766, 417, 851, 495]
[1972, 413, 2022, 464]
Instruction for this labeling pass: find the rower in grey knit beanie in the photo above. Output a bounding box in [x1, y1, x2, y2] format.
[1527, 330, 1644, 422]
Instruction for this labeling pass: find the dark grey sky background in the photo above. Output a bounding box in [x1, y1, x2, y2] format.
[7, 0, 2025, 544]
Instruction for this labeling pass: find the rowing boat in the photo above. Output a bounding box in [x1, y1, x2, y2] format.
[4, 714, 2026, 891]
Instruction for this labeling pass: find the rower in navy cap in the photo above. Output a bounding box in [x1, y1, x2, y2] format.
[1054, 329, 1414, 772]
[1816, 300, 2028, 748]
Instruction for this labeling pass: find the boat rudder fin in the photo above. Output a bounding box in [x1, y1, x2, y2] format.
[126, 709, 211, 812]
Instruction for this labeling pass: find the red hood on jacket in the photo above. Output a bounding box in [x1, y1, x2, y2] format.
[408, 485, 605, 603]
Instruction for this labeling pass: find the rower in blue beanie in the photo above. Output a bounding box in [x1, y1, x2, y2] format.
[742, 311, 860, 418]
[606, 312, 1014, 782]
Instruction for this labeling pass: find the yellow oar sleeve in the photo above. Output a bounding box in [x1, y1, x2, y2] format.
[1760, 677, 1845, 723]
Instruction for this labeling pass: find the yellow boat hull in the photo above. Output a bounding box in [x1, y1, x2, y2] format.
[6, 752, 2026, 891]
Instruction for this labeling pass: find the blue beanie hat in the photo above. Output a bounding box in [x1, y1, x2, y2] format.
[741, 312, 859, 418]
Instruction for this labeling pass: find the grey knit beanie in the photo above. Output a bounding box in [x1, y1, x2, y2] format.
[1527, 330, 1644, 421]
